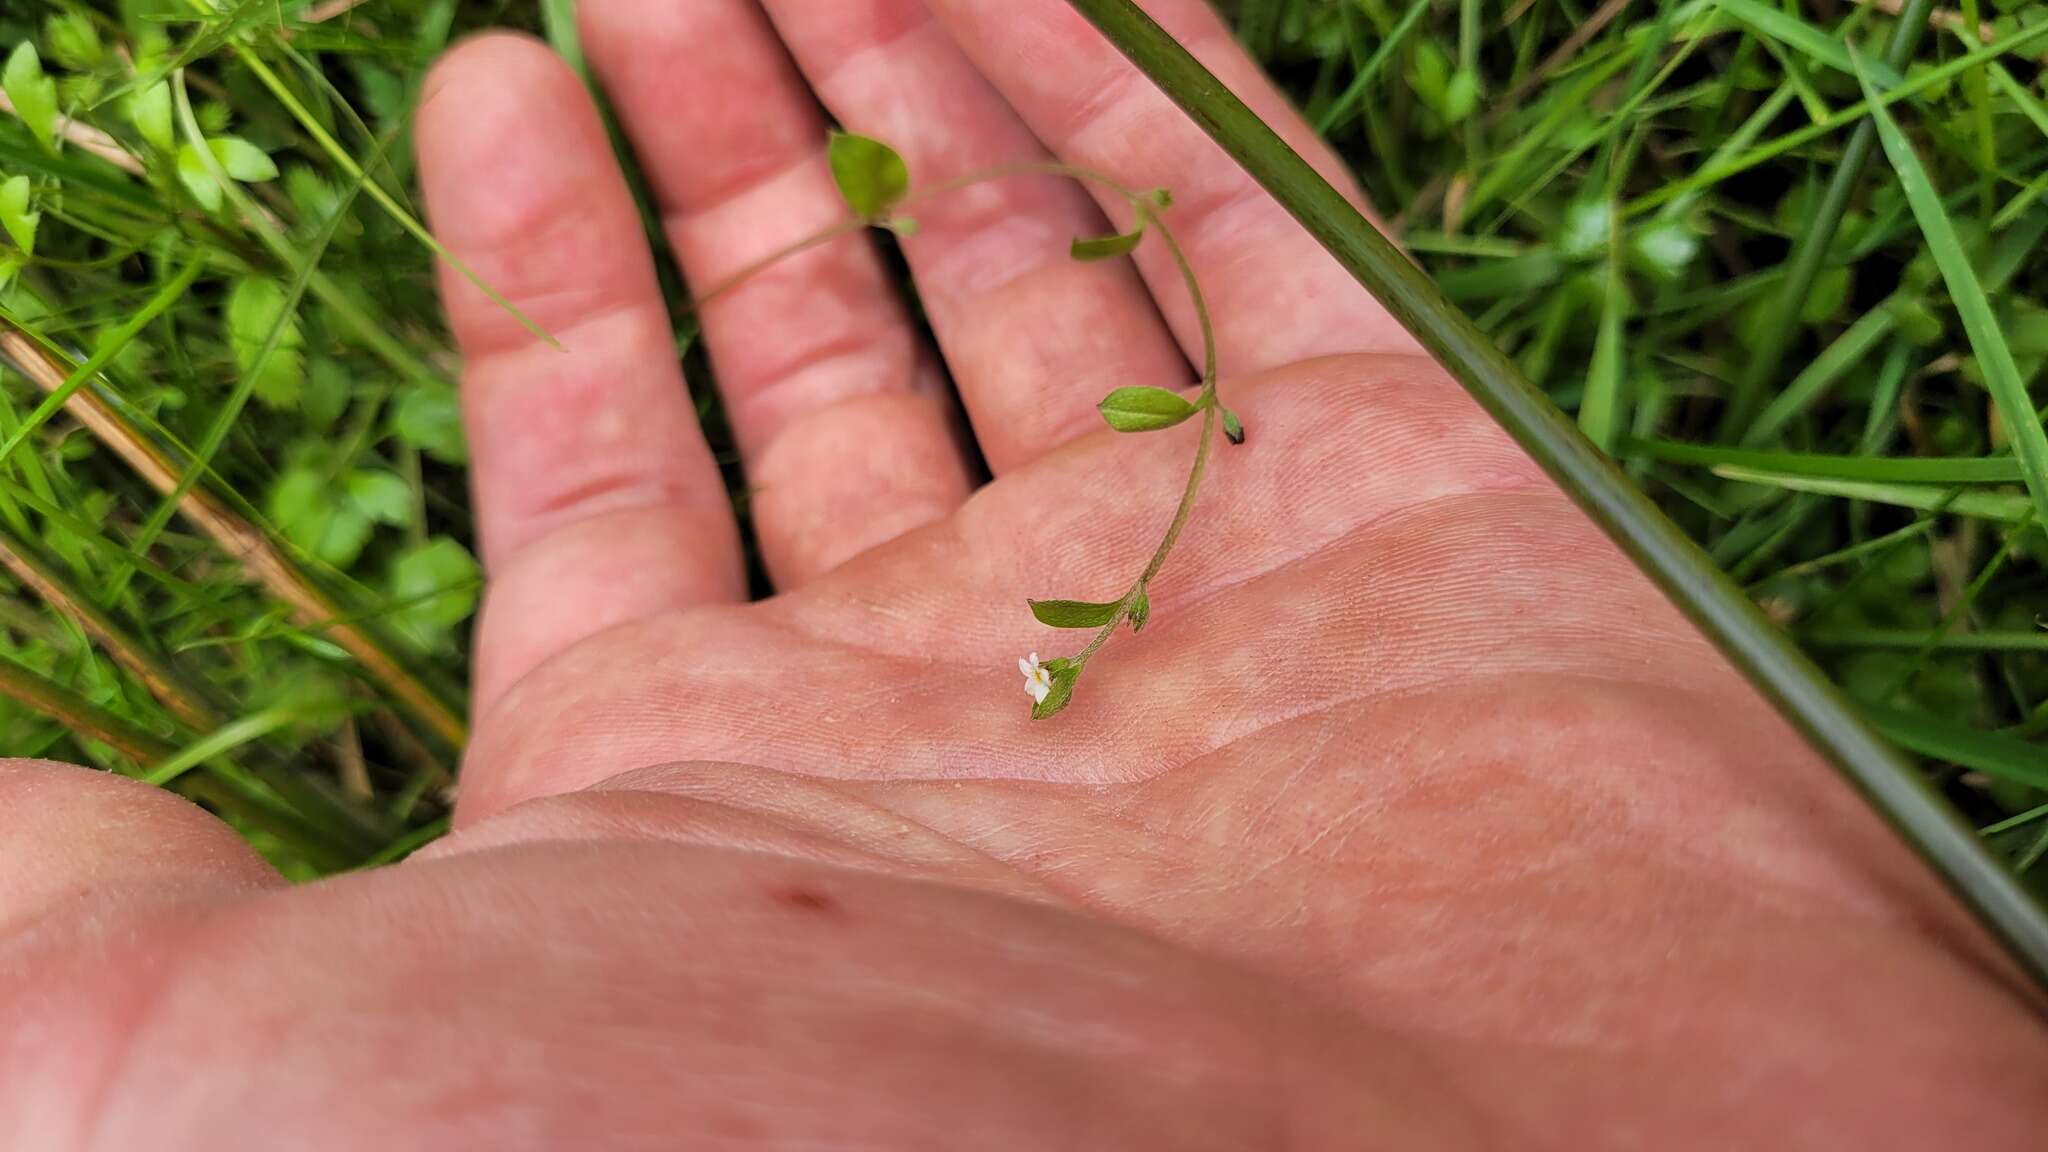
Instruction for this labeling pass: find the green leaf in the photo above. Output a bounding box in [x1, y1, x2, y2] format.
[1220, 406, 1244, 445]
[226, 278, 305, 410]
[268, 462, 373, 567]
[1030, 661, 1081, 721]
[0, 175, 38, 256]
[1128, 589, 1150, 632]
[208, 136, 279, 182]
[4, 43, 59, 151]
[1070, 228, 1144, 261]
[393, 382, 466, 463]
[1098, 386, 1197, 432]
[303, 358, 351, 429]
[1029, 598, 1122, 628]
[827, 132, 909, 220]
[388, 536, 482, 649]
[1442, 68, 1480, 124]
[44, 12, 103, 71]
[344, 470, 413, 527]
[127, 81, 173, 153]
[176, 143, 222, 211]
[1853, 50, 2048, 536]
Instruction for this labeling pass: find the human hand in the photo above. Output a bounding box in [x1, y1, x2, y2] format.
[5, 1, 2044, 1147]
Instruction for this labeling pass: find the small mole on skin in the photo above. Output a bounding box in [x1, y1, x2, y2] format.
[770, 885, 840, 917]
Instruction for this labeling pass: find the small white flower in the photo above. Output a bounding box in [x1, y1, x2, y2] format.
[1018, 652, 1054, 706]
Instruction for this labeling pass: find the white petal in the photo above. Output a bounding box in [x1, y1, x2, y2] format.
[1028, 680, 1051, 704]
[1019, 656, 1035, 677]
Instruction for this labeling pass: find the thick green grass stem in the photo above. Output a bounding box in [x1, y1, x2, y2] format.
[1060, 0, 2048, 996]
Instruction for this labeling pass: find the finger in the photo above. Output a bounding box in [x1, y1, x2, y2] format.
[417, 34, 745, 710]
[0, 760, 279, 936]
[753, 0, 1192, 472]
[924, 0, 1421, 373]
[580, 0, 974, 586]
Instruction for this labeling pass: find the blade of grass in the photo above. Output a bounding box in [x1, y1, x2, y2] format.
[0, 255, 207, 470]
[1714, 0, 1904, 84]
[0, 529, 222, 729]
[1852, 49, 2048, 535]
[0, 324, 467, 746]
[1714, 465, 2032, 521]
[1315, 0, 1431, 136]
[1580, 217, 1627, 450]
[1628, 18, 2048, 216]
[0, 653, 176, 765]
[1743, 302, 1900, 445]
[1859, 704, 2048, 791]
[1629, 439, 2024, 483]
[1061, 0, 2048, 992]
[1718, 0, 1936, 437]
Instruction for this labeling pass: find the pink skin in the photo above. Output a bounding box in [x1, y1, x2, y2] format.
[4, 1, 2046, 1147]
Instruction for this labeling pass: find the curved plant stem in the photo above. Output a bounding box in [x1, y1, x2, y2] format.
[1059, 0, 2048, 996]
[678, 161, 1230, 709]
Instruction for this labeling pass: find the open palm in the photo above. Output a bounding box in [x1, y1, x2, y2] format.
[4, 1, 2044, 1148]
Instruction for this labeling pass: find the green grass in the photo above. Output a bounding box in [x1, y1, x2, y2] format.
[1, 0, 2047, 888]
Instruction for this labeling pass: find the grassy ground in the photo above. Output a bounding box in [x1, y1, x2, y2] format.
[0, 0, 2045, 883]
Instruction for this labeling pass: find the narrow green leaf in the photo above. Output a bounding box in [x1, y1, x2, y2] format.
[1743, 304, 1896, 445]
[1070, 227, 1144, 261]
[208, 135, 279, 182]
[827, 132, 909, 220]
[1860, 705, 2048, 791]
[1628, 440, 2024, 484]
[1713, 465, 2032, 523]
[1029, 598, 1122, 628]
[1579, 248, 1626, 451]
[1713, 0, 1902, 85]
[3, 44, 58, 150]
[1852, 50, 2048, 536]
[1098, 386, 1197, 432]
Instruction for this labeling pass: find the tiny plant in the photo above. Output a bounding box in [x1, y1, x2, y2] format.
[736, 132, 1247, 720]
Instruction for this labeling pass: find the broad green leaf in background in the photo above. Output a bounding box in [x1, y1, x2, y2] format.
[125, 81, 174, 152]
[393, 382, 466, 464]
[0, 176, 38, 256]
[208, 135, 278, 182]
[387, 537, 481, 651]
[226, 278, 305, 410]
[3, 43, 58, 151]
